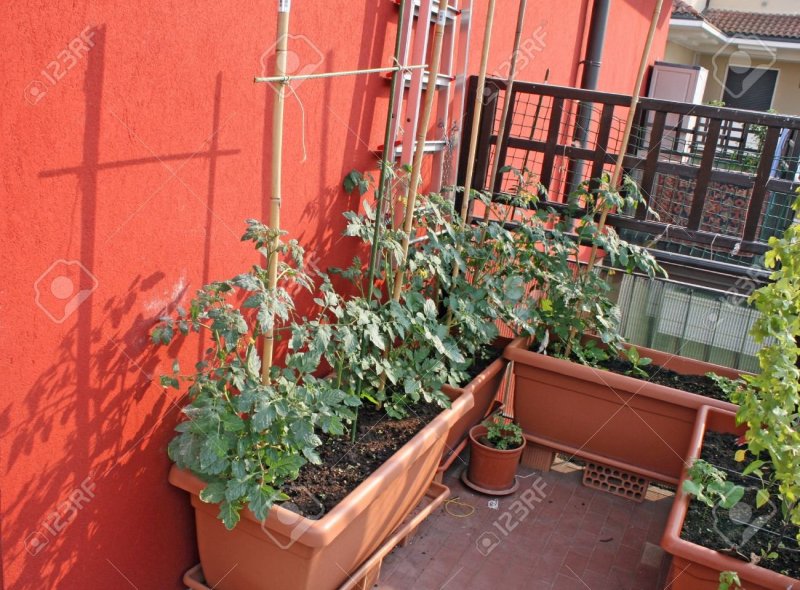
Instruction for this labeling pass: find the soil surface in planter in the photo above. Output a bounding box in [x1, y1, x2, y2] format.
[465, 345, 502, 381]
[599, 357, 729, 402]
[681, 431, 800, 578]
[281, 402, 440, 516]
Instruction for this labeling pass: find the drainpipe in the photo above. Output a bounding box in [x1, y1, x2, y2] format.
[565, 0, 611, 196]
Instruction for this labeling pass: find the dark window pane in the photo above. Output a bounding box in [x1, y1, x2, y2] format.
[722, 67, 778, 111]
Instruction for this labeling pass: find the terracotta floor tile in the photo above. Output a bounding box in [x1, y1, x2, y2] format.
[552, 572, 593, 589]
[621, 524, 649, 549]
[377, 461, 673, 590]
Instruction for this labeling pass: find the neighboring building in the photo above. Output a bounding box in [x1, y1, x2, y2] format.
[667, 0, 800, 115]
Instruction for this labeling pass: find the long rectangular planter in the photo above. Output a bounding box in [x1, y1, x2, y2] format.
[504, 339, 741, 484]
[661, 405, 799, 590]
[182, 481, 450, 590]
[169, 389, 473, 590]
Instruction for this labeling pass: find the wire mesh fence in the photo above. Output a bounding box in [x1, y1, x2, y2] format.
[458, 76, 800, 271]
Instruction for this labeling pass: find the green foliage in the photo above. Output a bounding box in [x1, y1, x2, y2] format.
[153, 166, 667, 532]
[624, 346, 652, 378]
[718, 570, 742, 590]
[730, 191, 800, 536]
[683, 459, 745, 510]
[153, 224, 360, 529]
[330, 188, 495, 415]
[343, 169, 371, 196]
[481, 414, 524, 451]
[501, 173, 665, 363]
[706, 373, 746, 402]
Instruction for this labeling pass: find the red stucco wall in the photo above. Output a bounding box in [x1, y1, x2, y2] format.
[0, 2, 667, 588]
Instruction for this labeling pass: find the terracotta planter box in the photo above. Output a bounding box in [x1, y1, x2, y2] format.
[437, 336, 524, 475]
[169, 389, 474, 590]
[182, 482, 450, 590]
[661, 405, 799, 590]
[504, 339, 741, 483]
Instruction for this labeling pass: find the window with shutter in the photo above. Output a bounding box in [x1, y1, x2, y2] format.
[722, 67, 778, 111]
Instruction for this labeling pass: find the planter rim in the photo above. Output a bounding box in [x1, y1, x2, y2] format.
[504, 341, 739, 413]
[169, 388, 473, 548]
[661, 404, 799, 587]
[468, 424, 526, 454]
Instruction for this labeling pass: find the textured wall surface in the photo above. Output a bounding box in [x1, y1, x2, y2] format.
[0, 2, 667, 588]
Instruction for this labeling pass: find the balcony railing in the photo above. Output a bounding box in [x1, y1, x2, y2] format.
[457, 76, 800, 262]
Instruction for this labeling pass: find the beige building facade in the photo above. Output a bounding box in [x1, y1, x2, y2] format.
[667, 0, 800, 115]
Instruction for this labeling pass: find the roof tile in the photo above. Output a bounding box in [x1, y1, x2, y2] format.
[706, 9, 800, 40]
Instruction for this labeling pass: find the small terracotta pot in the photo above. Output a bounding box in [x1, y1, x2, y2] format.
[437, 336, 526, 477]
[465, 424, 526, 494]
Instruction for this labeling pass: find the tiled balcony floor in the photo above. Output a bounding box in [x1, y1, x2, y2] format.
[376, 457, 674, 590]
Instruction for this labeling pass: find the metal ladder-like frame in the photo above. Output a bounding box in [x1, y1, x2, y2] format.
[381, 0, 473, 194]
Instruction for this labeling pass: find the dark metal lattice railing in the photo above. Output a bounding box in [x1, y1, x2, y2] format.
[457, 76, 800, 262]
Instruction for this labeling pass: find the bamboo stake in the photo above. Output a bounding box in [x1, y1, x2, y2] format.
[482, 0, 528, 222]
[254, 64, 426, 84]
[366, 0, 408, 304]
[391, 8, 448, 302]
[458, 0, 497, 223]
[262, 2, 291, 383]
[564, 0, 666, 359]
[443, 0, 497, 330]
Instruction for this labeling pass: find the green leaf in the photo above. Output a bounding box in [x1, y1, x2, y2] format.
[199, 481, 226, 504]
[248, 485, 276, 521]
[343, 170, 369, 196]
[252, 404, 277, 431]
[682, 480, 702, 498]
[246, 346, 262, 378]
[504, 276, 525, 302]
[742, 460, 765, 476]
[756, 488, 770, 509]
[219, 500, 241, 530]
[160, 375, 180, 389]
[225, 479, 249, 502]
[719, 485, 744, 509]
[365, 324, 384, 350]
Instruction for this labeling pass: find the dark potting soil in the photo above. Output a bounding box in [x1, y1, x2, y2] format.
[599, 357, 730, 402]
[466, 345, 502, 381]
[681, 431, 800, 578]
[281, 401, 440, 517]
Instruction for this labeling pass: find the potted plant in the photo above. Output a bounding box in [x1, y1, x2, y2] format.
[411, 187, 537, 475]
[662, 193, 800, 589]
[341, 173, 532, 477]
[463, 413, 526, 495]
[158, 214, 476, 590]
[502, 175, 744, 482]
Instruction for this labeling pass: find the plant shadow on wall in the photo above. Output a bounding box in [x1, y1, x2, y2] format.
[11, 25, 239, 589]
[8, 273, 186, 589]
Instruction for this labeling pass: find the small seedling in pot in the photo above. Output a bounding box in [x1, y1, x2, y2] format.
[481, 414, 524, 451]
[683, 459, 745, 510]
[706, 372, 746, 403]
[623, 346, 652, 378]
